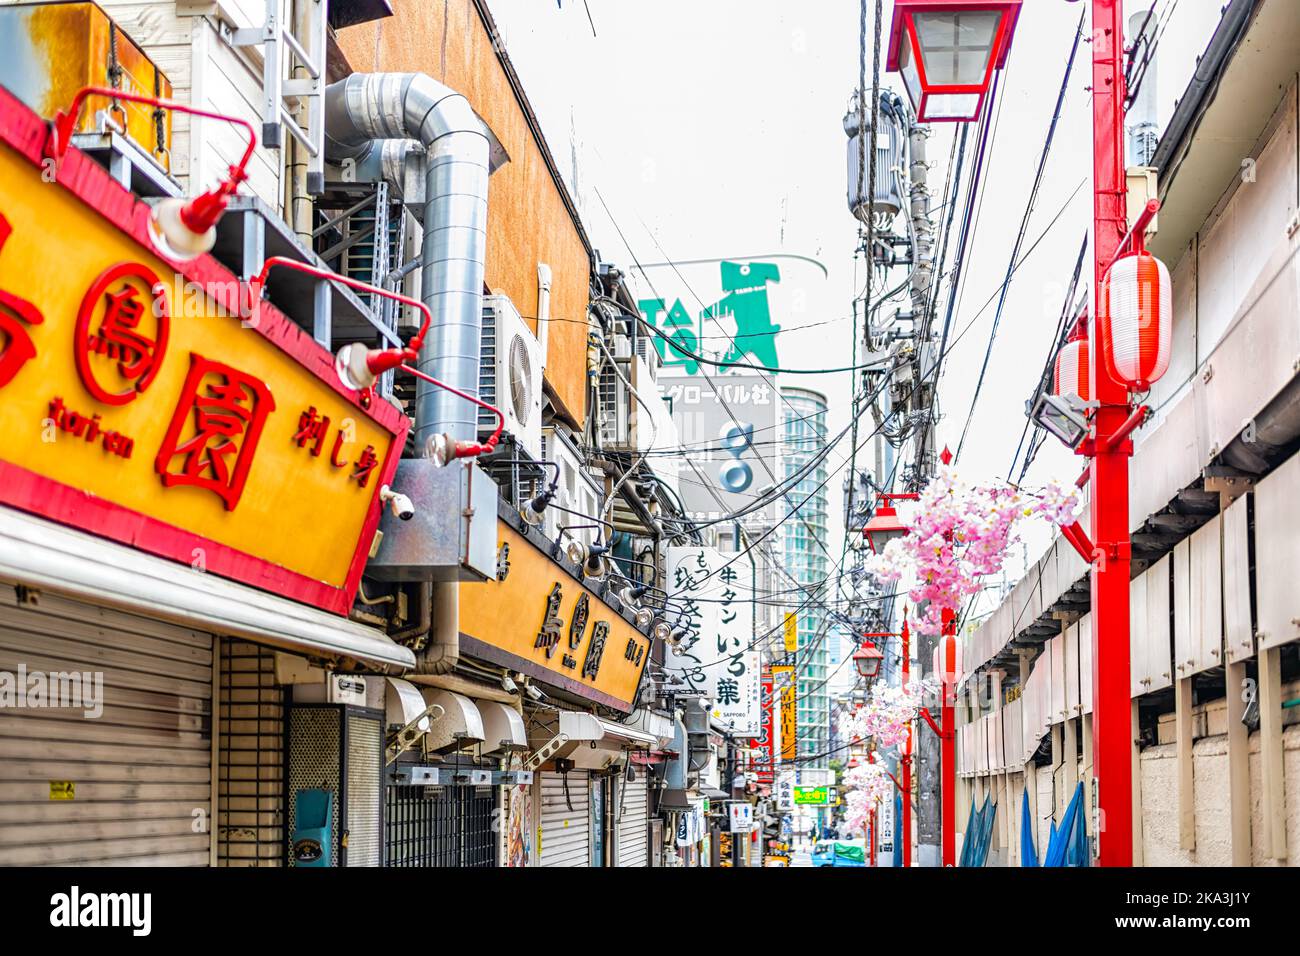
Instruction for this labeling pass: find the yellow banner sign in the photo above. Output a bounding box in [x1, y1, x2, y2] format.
[0, 97, 406, 613]
[774, 664, 797, 761]
[457, 520, 652, 712]
[783, 613, 798, 653]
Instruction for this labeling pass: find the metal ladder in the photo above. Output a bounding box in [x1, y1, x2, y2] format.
[233, 0, 326, 193]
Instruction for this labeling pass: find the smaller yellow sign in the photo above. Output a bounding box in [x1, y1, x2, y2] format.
[49, 781, 75, 801]
[783, 613, 798, 653]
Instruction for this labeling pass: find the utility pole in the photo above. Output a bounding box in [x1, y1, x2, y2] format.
[1088, 0, 1134, 867]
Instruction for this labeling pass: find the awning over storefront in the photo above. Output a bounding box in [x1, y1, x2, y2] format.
[0, 508, 416, 672]
[526, 709, 658, 771]
[621, 707, 676, 749]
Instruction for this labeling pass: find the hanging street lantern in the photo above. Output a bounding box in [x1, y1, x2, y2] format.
[885, 0, 1023, 122]
[854, 640, 885, 679]
[861, 492, 917, 553]
[1098, 252, 1172, 392]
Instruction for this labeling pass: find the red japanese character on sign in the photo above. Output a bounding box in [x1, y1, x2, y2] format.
[155, 353, 275, 511]
[75, 261, 169, 406]
[293, 406, 330, 456]
[351, 445, 379, 488]
[0, 212, 43, 389]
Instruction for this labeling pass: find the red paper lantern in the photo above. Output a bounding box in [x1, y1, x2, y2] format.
[1053, 336, 1090, 403]
[1099, 252, 1172, 391]
[932, 633, 962, 687]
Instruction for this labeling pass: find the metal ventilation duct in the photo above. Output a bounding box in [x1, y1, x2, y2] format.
[324, 72, 492, 444]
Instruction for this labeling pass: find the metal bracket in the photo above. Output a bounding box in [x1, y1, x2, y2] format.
[523, 733, 571, 773]
[384, 702, 445, 767]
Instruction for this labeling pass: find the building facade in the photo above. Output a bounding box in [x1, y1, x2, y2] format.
[0, 0, 688, 868]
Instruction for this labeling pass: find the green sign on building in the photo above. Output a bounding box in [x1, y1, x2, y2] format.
[792, 785, 832, 806]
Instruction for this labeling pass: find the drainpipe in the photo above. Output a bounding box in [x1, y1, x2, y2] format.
[325, 72, 494, 676]
[537, 263, 552, 374]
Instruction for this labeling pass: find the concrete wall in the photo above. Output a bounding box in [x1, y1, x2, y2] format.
[1140, 726, 1300, 866]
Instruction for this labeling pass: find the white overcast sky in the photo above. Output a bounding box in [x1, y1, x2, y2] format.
[492, 0, 1225, 651]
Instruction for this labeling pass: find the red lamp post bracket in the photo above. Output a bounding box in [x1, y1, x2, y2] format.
[918, 707, 949, 740]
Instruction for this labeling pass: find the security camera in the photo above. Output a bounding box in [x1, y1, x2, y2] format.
[380, 484, 415, 521]
[500, 674, 519, 694]
[525, 682, 546, 702]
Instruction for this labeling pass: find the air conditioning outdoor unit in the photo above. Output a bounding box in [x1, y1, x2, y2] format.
[597, 361, 630, 449]
[634, 334, 661, 382]
[480, 294, 543, 462]
[541, 425, 604, 549]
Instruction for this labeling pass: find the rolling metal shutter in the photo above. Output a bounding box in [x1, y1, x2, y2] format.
[216, 640, 285, 867]
[538, 770, 589, 867]
[343, 710, 383, 866]
[0, 585, 214, 866]
[615, 774, 649, 867]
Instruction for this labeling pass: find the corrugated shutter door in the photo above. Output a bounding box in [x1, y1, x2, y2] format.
[344, 710, 382, 866]
[616, 774, 648, 867]
[538, 771, 589, 867]
[0, 586, 214, 866]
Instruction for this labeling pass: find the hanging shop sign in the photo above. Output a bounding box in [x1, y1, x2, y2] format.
[749, 666, 775, 784]
[775, 771, 795, 812]
[676, 799, 707, 847]
[657, 373, 780, 524]
[783, 612, 798, 653]
[775, 664, 797, 762]
[458, 518, 652, 713]
[793, 785, 831, 806]
[664, 546, 760, 735]
[0, 89, 406, 613]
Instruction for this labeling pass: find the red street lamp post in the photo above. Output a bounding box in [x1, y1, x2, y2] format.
[900, 611, 913, 867]
[919, 609, 962, 866]
[1086, 0, 1135, 868]
[888, 0, 1156, 869]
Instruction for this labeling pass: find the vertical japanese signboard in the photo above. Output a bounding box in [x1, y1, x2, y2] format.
[749, 666, 775, 784]
[783, 612, 798, 653]
[775, 772, 795, 812]
[657, 374, 779, 524]
[774, 664, 797, 761]
[665, 546, 759, 735]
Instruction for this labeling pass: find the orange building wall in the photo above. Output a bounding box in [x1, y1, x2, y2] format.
[336, 0, 592, 426]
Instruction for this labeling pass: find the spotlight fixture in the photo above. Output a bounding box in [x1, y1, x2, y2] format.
[46, 87, 256, 261]
[1028, 391, 1091, 450]
[566, 538, 609, 580]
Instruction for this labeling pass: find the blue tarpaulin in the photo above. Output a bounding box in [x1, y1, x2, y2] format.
[960, 796, 997, 867]
[1020, 788, 1038, 866]
[1044, 782, 1087, 867]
